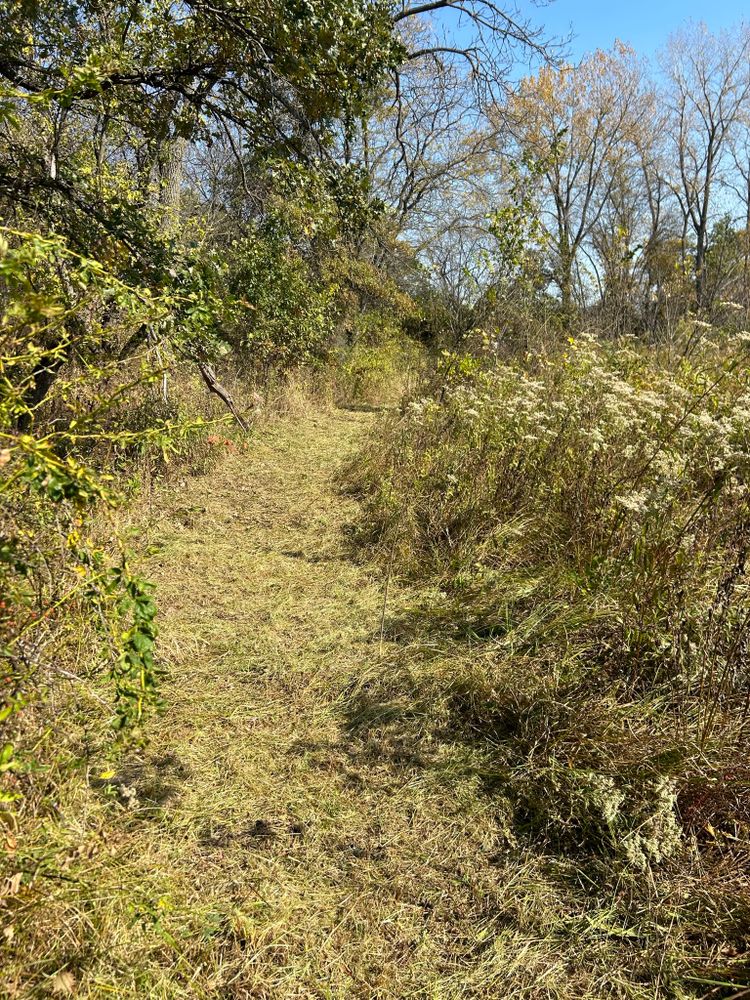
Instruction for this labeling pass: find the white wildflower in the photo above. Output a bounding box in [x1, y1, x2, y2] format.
[614, 490, 649, 513]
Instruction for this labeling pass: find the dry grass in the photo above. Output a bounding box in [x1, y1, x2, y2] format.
[3, 405, 748, 998]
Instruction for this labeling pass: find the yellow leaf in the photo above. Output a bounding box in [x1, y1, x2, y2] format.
[99, 770, 116, 780]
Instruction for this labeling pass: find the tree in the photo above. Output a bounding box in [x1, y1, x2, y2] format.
[661, 22, 750, 311]
[0, 0, 400, 258]
[0, 0, 402, 420]
[361, 47, 491, 247]
[392, 0, 558, 90]
[500, 44, 649, 323]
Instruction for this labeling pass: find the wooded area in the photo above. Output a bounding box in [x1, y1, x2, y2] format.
[1, 2, 750, 997]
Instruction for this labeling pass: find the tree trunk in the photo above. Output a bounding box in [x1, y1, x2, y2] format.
[559, 245, 574, 327]
[156, 136, 186, 233]
[695, 230, 707, 313]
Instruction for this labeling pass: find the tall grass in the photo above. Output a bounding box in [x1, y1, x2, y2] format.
[345, 330, 750, 986]
[352, 331, 750, 698]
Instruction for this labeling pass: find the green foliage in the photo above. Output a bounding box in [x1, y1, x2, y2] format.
[0, 228, 211, 806]
[338, 328, 423, 405]
[226, 226, 336, 371]
[0, 0, 401, 262]
[107, 568, 161, 732]
[488, 150, 548, 289]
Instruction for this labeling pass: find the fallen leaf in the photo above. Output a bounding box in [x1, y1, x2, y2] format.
[52, 971, 76, 995]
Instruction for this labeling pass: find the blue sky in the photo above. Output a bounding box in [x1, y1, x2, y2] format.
[538, 0, 747, 60]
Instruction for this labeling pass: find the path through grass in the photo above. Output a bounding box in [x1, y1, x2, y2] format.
[24, 407, 504, 999]
[9, 406, 704, 1000]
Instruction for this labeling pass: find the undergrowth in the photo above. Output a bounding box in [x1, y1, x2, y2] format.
[344, 330, 750, 995]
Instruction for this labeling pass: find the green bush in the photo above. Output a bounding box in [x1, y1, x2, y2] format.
[0, 230, 209, 817]
[225, 226, 336, 373]
[337, 324, 424, 405]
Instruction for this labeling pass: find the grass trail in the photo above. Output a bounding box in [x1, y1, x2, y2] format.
[12, 407, 680, 999]
[81, 406, 510, 999]
[141, 407, 416, 995]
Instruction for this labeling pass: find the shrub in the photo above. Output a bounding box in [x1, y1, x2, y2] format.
[336, 325, 425, 405]
[225, 227, 336, 374]
[0, 229, 208, 819]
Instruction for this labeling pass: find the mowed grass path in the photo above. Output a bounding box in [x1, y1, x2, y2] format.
[11, 405, 694, 1000]
[11, 406, 688, 1000]
[74, 407, 511, 999]
[10, 406, 738, 1000]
